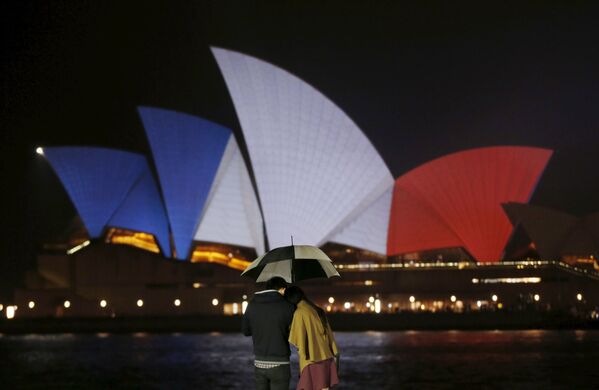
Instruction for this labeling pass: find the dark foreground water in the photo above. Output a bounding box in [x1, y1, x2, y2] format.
[1, 330, 598, 389]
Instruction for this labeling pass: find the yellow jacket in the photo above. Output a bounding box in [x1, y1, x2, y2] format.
[289, 300, 339, 373]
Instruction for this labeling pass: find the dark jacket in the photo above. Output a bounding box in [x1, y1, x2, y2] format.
[242, 290, 295, 362]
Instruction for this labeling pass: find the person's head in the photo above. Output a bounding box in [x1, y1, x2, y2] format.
[265, 277, 288, 294]
[284, 285, 305, 305]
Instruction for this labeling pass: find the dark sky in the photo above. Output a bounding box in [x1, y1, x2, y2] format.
[2, 1, 599, 298]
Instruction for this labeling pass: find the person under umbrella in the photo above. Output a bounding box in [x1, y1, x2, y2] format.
[285, 286, 340, 390]
[242, 276, 295, 390]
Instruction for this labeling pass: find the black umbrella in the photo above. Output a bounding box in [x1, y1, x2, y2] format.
[241, 245, 340, 283]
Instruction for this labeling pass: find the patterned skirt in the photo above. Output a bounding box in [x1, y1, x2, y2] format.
[297, 358, 339, 390]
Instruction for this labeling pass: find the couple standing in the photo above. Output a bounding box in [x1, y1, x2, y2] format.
[242, 277, 340, 390]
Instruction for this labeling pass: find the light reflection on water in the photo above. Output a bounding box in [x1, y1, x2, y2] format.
[1, 330, 599, 389]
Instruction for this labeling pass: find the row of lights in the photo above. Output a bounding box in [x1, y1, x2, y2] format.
[327, 293, 586, 312]
[22, 298, 221, 311]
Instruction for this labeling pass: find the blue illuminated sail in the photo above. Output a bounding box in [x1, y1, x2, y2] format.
[138, 107, 231, 259]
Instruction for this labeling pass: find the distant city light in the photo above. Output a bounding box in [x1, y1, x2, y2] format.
[326, 305, 332, 312]
[497, 303, 504, 309]
[364, 280, 373, 286]
[212, 298, 219, 306]
[6, 306, 15, 319]
[366, 302, 371, 308]
[100, 300, 107, 308]
[0, 304, 3, 311]
[28, 301, 35, 309]
[477, 300, 482, 308]
[420, 304, 426, 310]
[36, 147, 44, 155]
[368, 296, 375, 303]
[137, 299, 144, 307]
[344, 302, 351, 310]
[232, 303, 239, 314]
[450, 295, 457, 303]
[409, 296, 416, 303]
[387, 303, 392, 309]
[577, 293, 583, 301]
[491, 294, 498, 302]
[174, 299, 181, 307]
[242, 294, 247, 300]
[328, 297, 335, 304]
[63, 300, 71, 309]
[374, 299, 381, 314]
[533, 294, 540, 302]
[227, 252, 233, 258]
[242, 301, 248, 314]
[193, 282, 202, 289]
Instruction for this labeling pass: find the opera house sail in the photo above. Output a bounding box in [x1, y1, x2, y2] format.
[211, 47, 394, 253]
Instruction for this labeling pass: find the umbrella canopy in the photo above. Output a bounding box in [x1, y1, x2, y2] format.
[241, 245, 340, 283]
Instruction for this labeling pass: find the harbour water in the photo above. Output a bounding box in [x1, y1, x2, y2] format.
[1, 330, 598, 389]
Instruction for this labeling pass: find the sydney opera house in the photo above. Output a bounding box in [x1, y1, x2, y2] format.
[9, 47, 599, 321]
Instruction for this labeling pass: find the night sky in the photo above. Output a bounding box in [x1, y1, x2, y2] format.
[2, 1, 599, 298]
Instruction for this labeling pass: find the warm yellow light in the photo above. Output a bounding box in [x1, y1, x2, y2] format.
[476, 300, 482, 308]
[497, 303, 504, 309]
[533, 294, 540, 302]
[191, 249, 250, 271]
[137, 299, 144, 307]
[174, 299, 181, 307]
[374, 299, 381, 314]
[420, 304, 426, 310]
[193, 282, 202, 289]
[577, 293, 583, 301]
[326, 305, 332, 312]
[100, 300, 107, 308]
[366, 302, 371, 308]
[107, 229, 160, 254]
[212, 298, 219, 306]
[36, 147, 44, 155]
[450, 295, 457, 303]
[328, 297, 335, 304]
[232, 303, 239, 314]
[0, 304, 3, 311]
[28, 301, 35, 309]
[364, 280, 373, 286]
[409, 296, 416, 303]
[368, 296, 375, 303]
[6, 306, 15, 319]
[344, 302, 351, 310]
[242, 301, 248, 314]
[491, 294, 498, 302]
[63, 300, 71, 309]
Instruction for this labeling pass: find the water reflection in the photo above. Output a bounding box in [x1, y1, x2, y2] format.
[0, 331, 598, 389]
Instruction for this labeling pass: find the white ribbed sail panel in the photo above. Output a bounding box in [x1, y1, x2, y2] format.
[329, 187, 393, 254]
[212, 47, 393, 249]
[193, 136, 265, 255]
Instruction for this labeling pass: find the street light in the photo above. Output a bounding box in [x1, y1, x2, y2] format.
[577, 293, 583, 301]
[409, 296, 416, 303]
[36, 147, 44, 155]
[100, 300, 107, 308]
[28, 301, 35, 309]
[63, 300, 71, 309]
[174, 299, 181, 307]
[533, 294, 540, 302]
[450, 295, 457, 303]
[491, 294, 498, 302]
[212, 298, 219, 306]
[137, 299, 144, 307]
